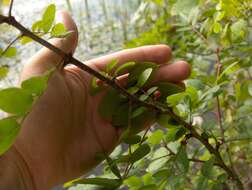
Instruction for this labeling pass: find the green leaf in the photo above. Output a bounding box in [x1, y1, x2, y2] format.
[130, 144, 151, 163]
[2, 47, 17, 57]
[142, 172, 154, 185]
[124, 176, 142, 188]
[217, 62, 239, 83]
[90, 77, 103, 96]
[42, 4, 56, 32]
[0, 117, 20, 155]
[106, 156, 122, 179]
[21, 72, 51, 96]
[166, 92, 186, 106]
[153, 169, 171, 180]
[51, 23, 68, 37]
[127, 86, 139, 95]
[215, 11, 225, 22]
[217, 173, 228, 183]
[20, 36, 33, 44]
[131, 107, 147, 118]
[131, 110, 156, 134]
[137, 68, 153, 88]
[148, 129, 164, 145]
[185, 86, 198, 105]
[157, 114, 171, 128]
[0, 67, 9, 79]
[105, 59, 119, 74]
[98, 89, 123, 120]
[197, 176, 208, 190]
[64, 177, 121, 189]
[139, 184, 157, 190]
[147, 86, 158, 95]
[213, 22, 222, 33]
[211, 183, 223, 190]
[155, 82, 185, 102]
[111, 103, 129, 127]
[2, 0, 11, 5]
[115, 61, 135, 76]
[0, 88, 33, 115]
[176, 145, 189, 174]
[201, 157, 215, 178]
[248, 82, 252, 96]
[32, 20, 44, 32]
[128, 62, 157, 85]
[186, 79, 205, 90]
[199, 86, 222, 102]
[231, 19, 248, 41]
[171, 0, 199, 16]
[123, 135, 142, 145]
[139, 86, 158, 101]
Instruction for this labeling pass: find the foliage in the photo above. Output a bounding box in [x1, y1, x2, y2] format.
[0, 0, 252, 190]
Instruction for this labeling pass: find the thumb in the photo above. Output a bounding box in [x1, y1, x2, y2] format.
[21, 10, 78, 81]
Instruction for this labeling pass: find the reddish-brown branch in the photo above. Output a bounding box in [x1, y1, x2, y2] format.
[215, 48, 225, 143]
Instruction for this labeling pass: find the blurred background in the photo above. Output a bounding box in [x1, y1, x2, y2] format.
[0, 0, 141, 86]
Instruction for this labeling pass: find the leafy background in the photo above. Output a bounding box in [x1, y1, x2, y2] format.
[0, 0, 252, 190]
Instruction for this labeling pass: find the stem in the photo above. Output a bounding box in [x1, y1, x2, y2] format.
[0, 14, 244, 190]
[191, 25, 209, 45]
[215, 48, 224, 140]
[124, 117, 152, 177]
[225, 137, 252, 143]
[162, 141, 223, 167]
[65, 0, 72, 12]
[8, 0, 14, 17]
[215, 48, 242, 189]
[0, 34, 22, 57]
[123, 101, 132, 178]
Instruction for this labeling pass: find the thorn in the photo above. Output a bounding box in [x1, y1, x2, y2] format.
[96, 79, 103, 86]
[153, 90, 161, 99]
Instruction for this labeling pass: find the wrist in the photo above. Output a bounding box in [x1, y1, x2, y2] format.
[0, 146, 36, 190]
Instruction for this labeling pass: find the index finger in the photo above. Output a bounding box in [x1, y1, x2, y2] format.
[86, 45, 172, 71]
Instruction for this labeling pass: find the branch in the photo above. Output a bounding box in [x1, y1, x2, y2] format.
[0, 15, 244, 190]
[191, 25, 209, 45]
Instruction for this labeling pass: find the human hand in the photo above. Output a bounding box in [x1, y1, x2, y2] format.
[8, 11, 190, 190]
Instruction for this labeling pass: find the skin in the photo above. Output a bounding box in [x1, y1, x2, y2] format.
[0, 11, 191, 190]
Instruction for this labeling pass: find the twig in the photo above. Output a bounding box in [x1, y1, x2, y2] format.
[124, 119, 152, 177]
[123, 101, 132, 178]
[215, 50, 224, 131]
[0, 34, 22, 57]
[162, 140, 175, 154]
[0, 14, 244, 190]
[161, 141, 222, 167]
[8, 0, 14, 17]
[140, 126, 151, 144]
[225, 137, 252, 143]
[215, 48, 237, 183]
[191, 25, 209, 45]
[215, 48, 225, 143]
